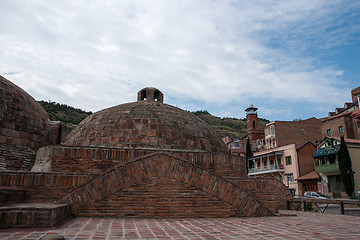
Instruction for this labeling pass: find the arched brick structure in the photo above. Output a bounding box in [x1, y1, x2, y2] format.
[57, 153, 273, 217]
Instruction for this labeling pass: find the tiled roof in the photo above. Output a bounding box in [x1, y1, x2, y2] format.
[350, 108, 360, 118]
[325, 109, 353, 121]
[296, 141, 314, 150]
[331, 137, 360, 144]
[297, 171, 320, 181]
[312, 145, 340, 158]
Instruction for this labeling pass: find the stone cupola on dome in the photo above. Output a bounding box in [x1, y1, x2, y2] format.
[137, 87, 164, 103]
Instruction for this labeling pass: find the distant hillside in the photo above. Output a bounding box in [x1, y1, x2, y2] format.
[191, 110, 269, 139]
[38, 100, 92, 124]
[38, 101, 269, 141]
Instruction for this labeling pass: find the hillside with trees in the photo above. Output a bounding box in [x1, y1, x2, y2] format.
[38, 100, 92, 124]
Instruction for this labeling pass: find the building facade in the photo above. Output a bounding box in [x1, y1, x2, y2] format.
[312, 86, 360, 197]
[248, 141, 316, 196]
[321, 87, 360, 140]
[313, 137, 360, 197]
[264, 118, 322, 150]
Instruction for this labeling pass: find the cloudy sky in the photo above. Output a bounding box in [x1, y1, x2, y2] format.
[1, 0, 359, 121]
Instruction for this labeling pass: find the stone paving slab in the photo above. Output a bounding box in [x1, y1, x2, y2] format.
[1, 210, 360, 239]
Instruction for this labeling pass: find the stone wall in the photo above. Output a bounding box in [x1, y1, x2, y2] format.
[33, 146, 247, 177]
[0, 203, 71, 228]
[0, 172, 96, 201]
[0, 144, 36, 171]
[230, 176, 293, 212]
[0, 189, 25, 206]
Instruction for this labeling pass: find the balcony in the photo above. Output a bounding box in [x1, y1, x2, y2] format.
[315, 163, 339, 173]
[248, 164, 284, 175]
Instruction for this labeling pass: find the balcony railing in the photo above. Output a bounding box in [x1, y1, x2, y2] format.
[315, 163, 339, 173]
[248, 164, 284, 174]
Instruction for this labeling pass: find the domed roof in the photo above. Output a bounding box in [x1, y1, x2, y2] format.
[65, 88, 227, 153]
[0, 75, 50, 149]
[0, 75, 52, 170]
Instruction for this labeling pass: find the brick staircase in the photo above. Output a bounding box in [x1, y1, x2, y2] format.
[81, 177, 245, 218]
[57, 152, 274, 217]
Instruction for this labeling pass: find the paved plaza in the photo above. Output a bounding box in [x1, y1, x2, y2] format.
[1, 210, 360, 239]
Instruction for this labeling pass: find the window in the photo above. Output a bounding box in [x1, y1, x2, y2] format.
[328, 155, 336, 164]
[140, 90, 147, 100]
[230, 141, 240, 148]
[270, 125, 275, 134]
[300, 128, 305, 134]
[270, 159, 274, 166]
[339, 126, 344, 134]
[327, 129, 332, 136]
[286, 173, 294, 183]
[289, 189, 296, 196]
[154, 90, 160, 101]
[285, 156, 292, 165]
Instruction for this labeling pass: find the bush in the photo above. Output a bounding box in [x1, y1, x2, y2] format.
[306, 202, 313, 211]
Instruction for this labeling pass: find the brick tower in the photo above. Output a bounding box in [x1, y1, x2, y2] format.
[245, 104, 264, 140]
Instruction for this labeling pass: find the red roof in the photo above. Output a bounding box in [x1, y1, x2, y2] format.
[331, 137, 360, 144]
[297, 171, 320, 181]
[296, 141, 315, 150]
[325, 109, 353, 121]
[350, 108, 360, 118]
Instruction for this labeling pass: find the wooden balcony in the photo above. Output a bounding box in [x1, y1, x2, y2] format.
[315, 163, 339, 173]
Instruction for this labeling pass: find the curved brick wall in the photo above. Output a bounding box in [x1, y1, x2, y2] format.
[57, 153, 274, 217]
[65, 100, 228, 153]
[0, 76, 50, 170]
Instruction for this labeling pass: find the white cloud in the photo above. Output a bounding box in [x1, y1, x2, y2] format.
[0, 0, 359, 120]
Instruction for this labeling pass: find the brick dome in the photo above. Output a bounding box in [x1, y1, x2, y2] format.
[0, 75, 51, 170]
[65, 88, 227, 153]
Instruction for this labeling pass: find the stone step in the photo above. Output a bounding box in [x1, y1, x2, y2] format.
[0, 203, 71, 228]
[0, 189, 26, 206]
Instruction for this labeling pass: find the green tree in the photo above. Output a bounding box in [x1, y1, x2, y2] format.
[338, 136, 354, 197]
[246, 138, 253, 173]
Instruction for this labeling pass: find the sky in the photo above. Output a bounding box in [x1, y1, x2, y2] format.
[1, 0, 359, 121]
